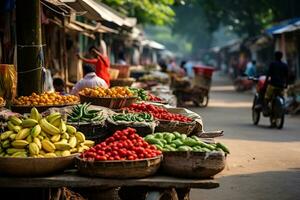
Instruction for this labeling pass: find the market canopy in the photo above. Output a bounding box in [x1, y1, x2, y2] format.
[265, 17, 300, 35]
[62, 0, 136, 28]
[141, 40, 165, 50]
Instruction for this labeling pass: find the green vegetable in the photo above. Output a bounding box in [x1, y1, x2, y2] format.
[154, 133, 164, 139]
[183, 138, 199, 147]
[177, 146, 193, 151]
[216, 142, 230, 154]
[172, 139, 183, 147]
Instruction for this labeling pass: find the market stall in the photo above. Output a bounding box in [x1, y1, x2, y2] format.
[0, 84, 229, 200]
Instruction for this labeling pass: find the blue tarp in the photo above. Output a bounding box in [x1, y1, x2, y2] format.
[265, 17, 300, 35]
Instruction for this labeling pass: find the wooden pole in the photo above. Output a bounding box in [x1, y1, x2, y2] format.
[16, 0, 43, 96]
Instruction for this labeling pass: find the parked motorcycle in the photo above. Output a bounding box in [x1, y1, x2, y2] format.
[250, 76, 285, 129]
[234, 76, 254, 92]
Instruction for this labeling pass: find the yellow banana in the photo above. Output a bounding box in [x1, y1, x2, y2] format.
[44, 153, 57, 158]
[70, 148, 77, 153]
[26, 135, 33, 143]
[21, 119, 38, 128]
[15, 128, 31, 140]
[66, 125, 76, 135]
[83, 140, 95, 147]
[75, 132, 85, 143]
[51, 117, 61, 128]
[61, 150, 71, 157]
[0, 131, 14, 140]
[31, 124, 41, 137]
[39, 150, 46, 155]
[54, 141, 71, 150]
[11, 140, 29, 149]
[39, 118, 60, 135]
[61, 132, 69, 140]
[6, 148, 26, 155]
[68, 136, 77, 148]
[59, 120, 67, 133]
[33, 137, 42, 149]
[7, 121, 21, 133]
[9, 133, 16, 140]
[38, 135, 44, 140]
[60, 139, 68, 143]
[54, 150, 62, 156]
[11, 152, 27, 158]
[46, 112, 61, 123]
[50, 134, 61, 143]
[41, 140, 56, 152]
[29, 143, 39, 155]
[2, 140, 10, 148]
[9, 116, 22, 126]
[30, 107, 41, 121]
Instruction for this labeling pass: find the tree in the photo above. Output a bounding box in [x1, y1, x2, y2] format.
[100, 0, 176, 25]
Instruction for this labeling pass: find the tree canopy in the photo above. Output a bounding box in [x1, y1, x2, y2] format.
[100, 0, 176, 25]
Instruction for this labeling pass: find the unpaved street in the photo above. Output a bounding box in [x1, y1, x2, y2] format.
[191, 72, 300, 200]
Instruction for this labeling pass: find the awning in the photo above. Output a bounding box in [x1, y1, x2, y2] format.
[142, 40, 165, 50]
[42, 0, 74, 15]
[72, 20, 118, 33]
[62, 0, 133, 27]
[266, 18, 300, 35]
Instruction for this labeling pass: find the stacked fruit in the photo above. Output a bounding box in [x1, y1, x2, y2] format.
[0, 97, 4, 105]
[0, 108, 94, 158]
[79, 87, 134, 98]
[123, 103, 192, 122]
[68, 103, 103, 123]
[13, 92, 79, 106]
[144, 132, 230, 154]
[80, 128, 161, 161]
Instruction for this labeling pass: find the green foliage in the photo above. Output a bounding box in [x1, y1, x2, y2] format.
[100, 0, 176, 25]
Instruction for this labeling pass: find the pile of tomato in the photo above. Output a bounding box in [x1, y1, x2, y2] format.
[81, 128, 162, 161]
[148, 93, 162, 102]
[123, 103, 192, 122]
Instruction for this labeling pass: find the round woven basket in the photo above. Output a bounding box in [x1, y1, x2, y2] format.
[161, 151, 226, 178]
[0, 154, 78, 176]
[155, 120, 196, 135]
[110, 78, 136, 87]
[79, 94, 137, 109]
[76, 155, 162, 179]
[11, 102, 79, 114]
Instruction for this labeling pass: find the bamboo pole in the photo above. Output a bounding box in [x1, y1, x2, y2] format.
[16, 0, 43, 96]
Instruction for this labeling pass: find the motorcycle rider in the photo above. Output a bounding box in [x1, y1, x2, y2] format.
[256, 51, 288, 110]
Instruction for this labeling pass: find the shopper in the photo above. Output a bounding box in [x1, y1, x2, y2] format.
[70, 64, 108, 95]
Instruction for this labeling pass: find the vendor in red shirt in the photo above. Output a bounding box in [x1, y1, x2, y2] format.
[77, 42, 110, 86]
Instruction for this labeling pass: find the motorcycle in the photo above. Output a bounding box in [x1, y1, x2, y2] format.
[234, 76, 254, 92]
[250, 76, 285, 129]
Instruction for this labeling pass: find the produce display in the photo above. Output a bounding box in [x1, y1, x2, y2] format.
[123, 103, 192, 122]
[68, 103, 103, 123]
[13, 92, 79, 106]
[110, 112, 154, 123]
[80, 128, 162, 161]
[79, 87, 134, 98]
[0, 97, 4, 105]
[0, 108, 94, 158]
[144, 132, 230, 154]
[148, 93, 163, 102]
[129, 88, 163, 102]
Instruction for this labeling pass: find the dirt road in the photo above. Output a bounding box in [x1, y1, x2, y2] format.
[190, 73, 300, 200]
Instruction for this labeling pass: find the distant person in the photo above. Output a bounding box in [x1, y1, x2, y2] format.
[117, 52, 127, 65]
[264, 51, 288, 102]
[53, 77, 66, 95]
[77, 40, 110, 86]
[179, 60, 187, 76]
[71, 64, 108, 95]
[245, 60, 256, 77]
[167, 59, 178, 73]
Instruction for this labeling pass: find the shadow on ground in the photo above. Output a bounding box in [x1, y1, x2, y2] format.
[191, 169, 300, 200]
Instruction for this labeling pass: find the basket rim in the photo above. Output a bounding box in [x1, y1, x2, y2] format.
[79, 94, 138, 100]
[0, 153, 79, 160]
[76, 155, 162, 163]
[158, 119, 196, 125]
[11, 102, 80, 108]
[162, 151, 225, 156]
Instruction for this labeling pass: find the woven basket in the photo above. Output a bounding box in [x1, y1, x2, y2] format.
[79, 94, 137, 109]
[110, 78, 136, 87]
[76, 155, 162, 179]
[109, 68, 120, 80]
[11, 102, 79, 114]
[111, 65, 130, 78]
[106, 117, 157, 137]
[161, 151, 226, 178]
[155, 120, 196, 135]
[0, 154, 78, 176]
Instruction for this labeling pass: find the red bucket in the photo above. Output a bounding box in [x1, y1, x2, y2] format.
[193, 66, 214, 78]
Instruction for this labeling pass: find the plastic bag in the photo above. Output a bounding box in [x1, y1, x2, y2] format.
[0, 64, 16, 101]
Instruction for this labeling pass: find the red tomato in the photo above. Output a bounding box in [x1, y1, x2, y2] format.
[108, 157, 114, 160]
[114, 156, 121, 160]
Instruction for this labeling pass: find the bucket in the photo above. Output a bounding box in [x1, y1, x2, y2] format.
[193, 66, 214, 78]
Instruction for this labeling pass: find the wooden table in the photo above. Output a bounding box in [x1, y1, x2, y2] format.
[0, 171, 219, 200]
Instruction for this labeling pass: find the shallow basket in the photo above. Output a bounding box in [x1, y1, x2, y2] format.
[79, 94, 137, 109]
[109, 68, 120, 80]
[110, 78, 136, 87]
[161, 151, 226, 178]
[11, 102, 79, 114]
[0, 154, 77, 176]
[155, 120, 196, 135]
[76, 155, 162, 179]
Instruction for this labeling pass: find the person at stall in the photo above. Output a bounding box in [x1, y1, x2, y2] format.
[70, 64, 108, 95]
[245, 60, 257, 77]
[77, 41, 110, 86]
[53, 77, 66, 95]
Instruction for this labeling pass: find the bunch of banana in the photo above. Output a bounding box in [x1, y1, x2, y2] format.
[0, 107, 94, 158]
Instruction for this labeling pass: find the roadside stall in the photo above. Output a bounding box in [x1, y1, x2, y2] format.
[0, 84, 228, 200]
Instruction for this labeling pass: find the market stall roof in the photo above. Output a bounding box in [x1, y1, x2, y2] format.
[62, 0, 135, 28]
[142, 40, 165, 50]
[42, 0, 74, 15]
[72, 19, 118, 33]
[265, 18, 300, 35]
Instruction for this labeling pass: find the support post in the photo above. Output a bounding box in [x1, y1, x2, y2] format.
[16, 0, 43, 96]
